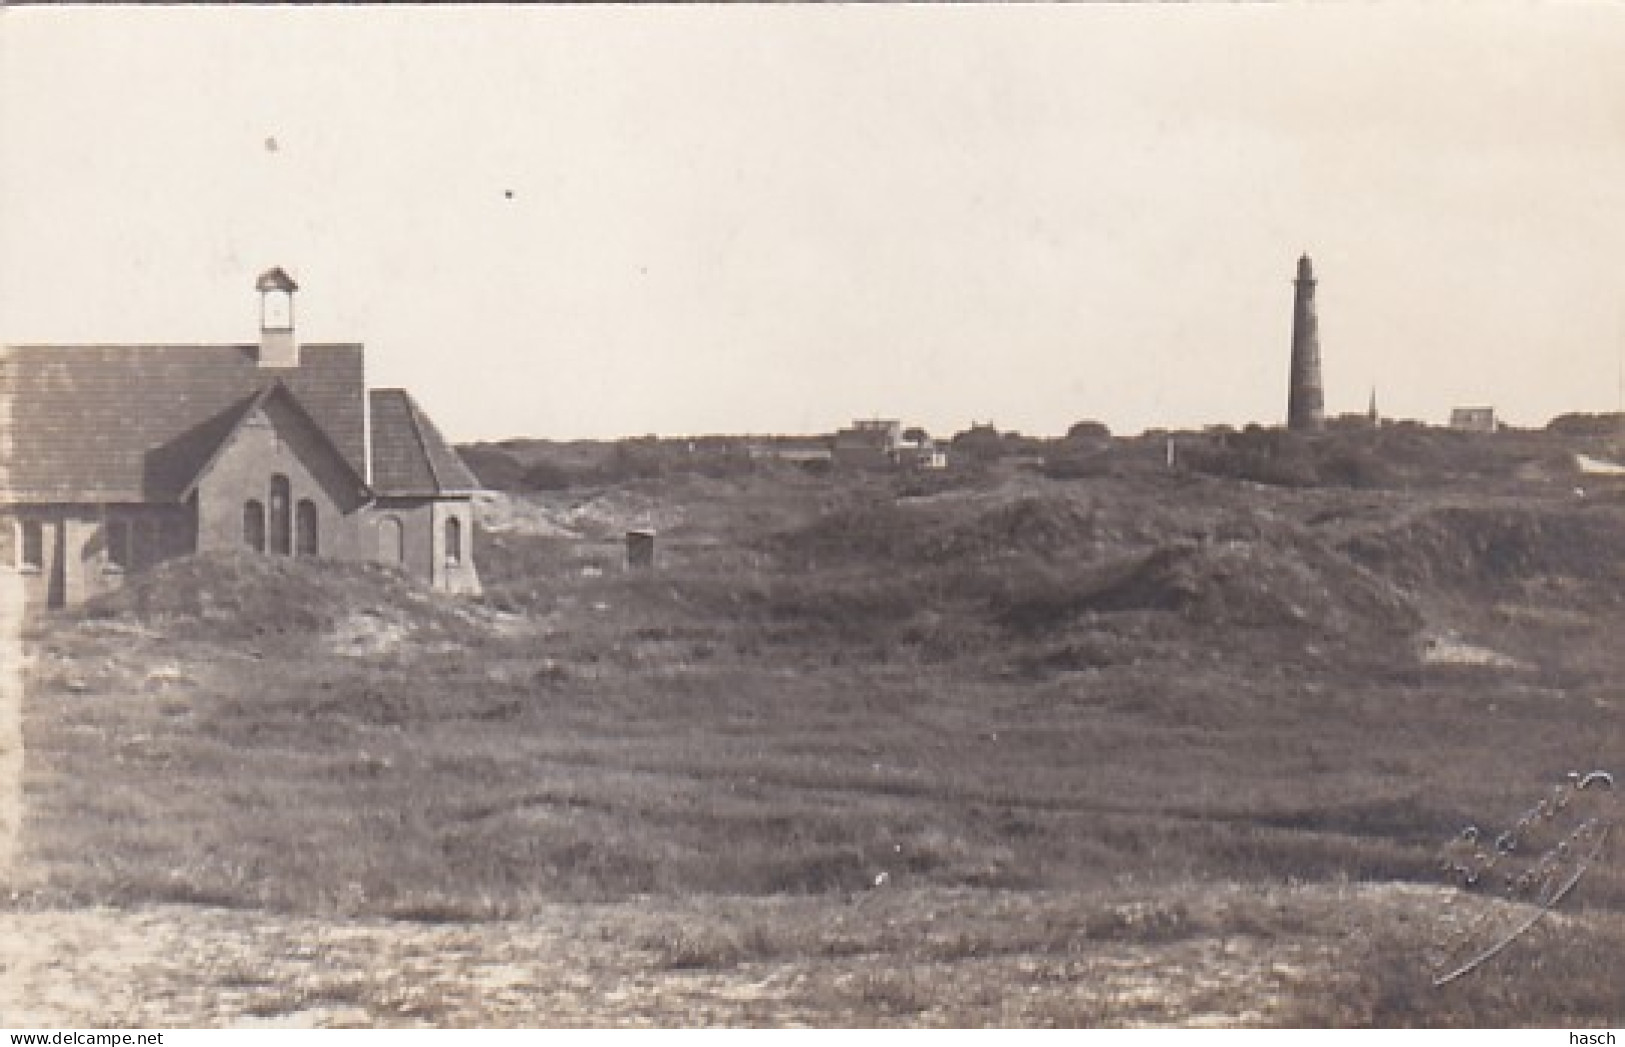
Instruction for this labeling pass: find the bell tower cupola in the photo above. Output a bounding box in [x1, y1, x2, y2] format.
[256, 266, 300, 368]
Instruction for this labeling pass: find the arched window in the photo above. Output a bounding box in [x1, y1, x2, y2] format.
[378, 516, 404, 565]
[19, 520, 44, 571]
[268, 475, 292, 555]
[243, 501, 266, 553]
[295, 500, 319, 557]
[444, 516, 462, 567]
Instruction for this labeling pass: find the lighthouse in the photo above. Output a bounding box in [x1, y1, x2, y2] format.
[1287, 254, 1325, 431]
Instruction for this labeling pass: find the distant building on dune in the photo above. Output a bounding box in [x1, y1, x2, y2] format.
[896, 428, 947, 470]
[833, 418, 904, 468]
[0, 268, 483, 609]
[1331, 390, 1382, 430]
[1449, 406, 1499, 433]
[749, 419, 942, 471]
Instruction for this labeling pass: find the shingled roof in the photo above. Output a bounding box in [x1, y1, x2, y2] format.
[172, 381, 369, 501]
[369, 389, 482, 496]
[0, 343, 366, 502]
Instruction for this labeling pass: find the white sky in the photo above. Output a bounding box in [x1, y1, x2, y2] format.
[3, 4, 1624, 441]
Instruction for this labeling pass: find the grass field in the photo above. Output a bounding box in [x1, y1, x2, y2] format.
[12, 432, 1625, 1026]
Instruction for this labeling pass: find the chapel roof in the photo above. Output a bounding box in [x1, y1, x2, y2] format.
[0, 342, 485, 506]
[368, 388, 483, 496]
[0, 343, 366, 502]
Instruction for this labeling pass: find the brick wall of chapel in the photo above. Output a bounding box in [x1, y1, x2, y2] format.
[192, 399, 368, 562]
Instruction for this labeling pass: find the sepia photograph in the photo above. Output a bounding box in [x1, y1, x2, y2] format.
[0, 0, 1623, 1030]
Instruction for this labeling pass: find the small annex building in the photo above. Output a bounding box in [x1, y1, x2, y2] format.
[0, 268, 482, 609]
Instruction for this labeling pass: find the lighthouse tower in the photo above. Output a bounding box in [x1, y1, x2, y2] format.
[1287, 254, 1325, 431]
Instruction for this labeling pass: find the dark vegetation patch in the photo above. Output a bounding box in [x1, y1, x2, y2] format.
[1342, 504, 1625, 599]
[1179, 425, 1582, 492]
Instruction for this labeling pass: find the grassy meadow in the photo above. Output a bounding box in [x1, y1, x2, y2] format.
[14, 428, 1625, 1025]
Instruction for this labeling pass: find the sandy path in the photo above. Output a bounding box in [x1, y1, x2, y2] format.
[0, 890, 1379, 1028]
[0, 883, 1572, 1027]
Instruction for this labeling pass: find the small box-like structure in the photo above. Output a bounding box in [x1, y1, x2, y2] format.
[1449, 406, 1498, 433]
[626, 529, 657, 570]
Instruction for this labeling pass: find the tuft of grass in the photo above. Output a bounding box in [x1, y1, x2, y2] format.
[852, 969, 929, 1016]
[641, 926, 750, 970]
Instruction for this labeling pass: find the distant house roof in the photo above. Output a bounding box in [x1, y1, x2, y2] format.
[834, 425, 899, 452]
[368, 389, 482, 496]
[0, 343, 366, 502]
[1450, 406, 1498, 431]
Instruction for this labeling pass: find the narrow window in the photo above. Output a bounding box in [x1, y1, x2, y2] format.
[142, 518, 163, 568]
[106, 519, 132, 571]
[444, 516, 462, 567]
[378, 516, 404, 564]
[268, 475, 292, 555]
[19, 520, 43, 571]
[243, 500, 266, 552]
[295, 499, 319, 556]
